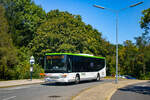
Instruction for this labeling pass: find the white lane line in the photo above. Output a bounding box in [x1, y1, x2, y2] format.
[2, 96, 16, 100]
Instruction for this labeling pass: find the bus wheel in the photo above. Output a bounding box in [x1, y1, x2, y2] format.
[75, 75, 80, 84]
[96, 74, 100, 81]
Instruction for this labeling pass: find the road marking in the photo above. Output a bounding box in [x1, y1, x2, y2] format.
[3, 85, 32, 90]
[2, 96, 16, 100]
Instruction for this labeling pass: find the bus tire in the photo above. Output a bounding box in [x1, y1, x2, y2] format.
[96, 73, 100, 81]
[75, 74, 80, 84]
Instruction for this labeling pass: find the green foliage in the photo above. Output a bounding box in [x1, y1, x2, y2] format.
[14, 60, 44, 79]
[140, 8, 150, 30]
[32, 64, 44, 79]
[119, 40, 138, 75]
[106, 55, 116, 76]
[29, 10, 107, 61]
[139, 72, 150, 80]
[0, 4, 44, 80]
[0, 5, 18, 79]
[0, 0, 46, 46]
[131, 8, 150, 79]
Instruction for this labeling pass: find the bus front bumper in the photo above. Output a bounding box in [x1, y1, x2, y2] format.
[44, 77, 71, 83]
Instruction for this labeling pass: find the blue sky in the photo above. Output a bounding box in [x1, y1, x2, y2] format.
[34, 0, 150, 44]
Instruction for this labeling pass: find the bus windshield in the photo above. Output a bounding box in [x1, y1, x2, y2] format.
[45, 55, 67, 73]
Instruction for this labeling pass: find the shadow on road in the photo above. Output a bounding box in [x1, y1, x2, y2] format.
[119, 82, 150, 95]
[41, 80, 104, 86]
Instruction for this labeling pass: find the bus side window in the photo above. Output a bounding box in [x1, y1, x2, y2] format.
[90, 62, 94, 68]
[72, 56, 79, 72]
[96, 59, 105, 71]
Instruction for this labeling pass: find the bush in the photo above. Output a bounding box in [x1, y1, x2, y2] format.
[32, 64, 44, 79]
[139, 73, 150, 80]
[14, 60, 44, 79]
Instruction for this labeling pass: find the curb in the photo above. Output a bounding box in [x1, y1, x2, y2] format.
[0, 82, 44, 88]
[72, 80, 149, 100]
[71, 81, 106, 100]
[104, 80, 150, 100]
[105, 80, 150, 100]
[105, 86, 118, 100]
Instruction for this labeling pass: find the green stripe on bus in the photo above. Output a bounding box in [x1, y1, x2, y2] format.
[45, 53, 105, 59]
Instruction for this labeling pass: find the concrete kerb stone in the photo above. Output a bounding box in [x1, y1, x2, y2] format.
[0, 79, 44, 88]
[71, 82, 106, 100]
[72, 80, 149, 100]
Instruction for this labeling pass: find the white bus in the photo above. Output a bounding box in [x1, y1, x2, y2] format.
[44, 53, 106, 84]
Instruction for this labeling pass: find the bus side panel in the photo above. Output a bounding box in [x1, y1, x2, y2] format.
[66, 73, 76, 82]
[99, 67, 106, 78]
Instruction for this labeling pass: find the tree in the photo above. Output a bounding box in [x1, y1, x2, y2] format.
[139, 8, 150, 45]
[140, 8, 150, 30]
[0, 0, 46, 46]
[29, 10, 107, 62]
[118, 40, 138, 76]
[131, 8, 150, 79]
[0, 5, 18, 79]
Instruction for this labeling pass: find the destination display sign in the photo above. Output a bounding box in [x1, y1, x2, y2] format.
[46, 55, 64, 59]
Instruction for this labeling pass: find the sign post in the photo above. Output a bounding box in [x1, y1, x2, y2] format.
[30, 56, 35, 81]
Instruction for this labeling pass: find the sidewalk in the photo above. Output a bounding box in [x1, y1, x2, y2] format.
[0, 79, 44, 88]
[72, 79, 149, 100]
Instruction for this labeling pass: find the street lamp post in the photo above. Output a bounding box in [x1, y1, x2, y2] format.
[93, 2, 143, 84]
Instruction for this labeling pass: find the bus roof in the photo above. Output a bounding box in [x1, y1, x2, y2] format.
[45, 53, 105, 59]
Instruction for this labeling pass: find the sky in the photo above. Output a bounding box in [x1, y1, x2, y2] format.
[34, 0, 150, 44]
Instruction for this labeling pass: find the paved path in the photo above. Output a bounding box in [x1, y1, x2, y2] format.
[0, 79, 44, 88]
[111, 82, 150, 100]
[0, 79, 112, 100]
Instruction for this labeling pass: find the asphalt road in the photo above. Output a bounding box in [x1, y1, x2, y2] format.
[0, 79, 112, 100]
[111, 81, 150, 100]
